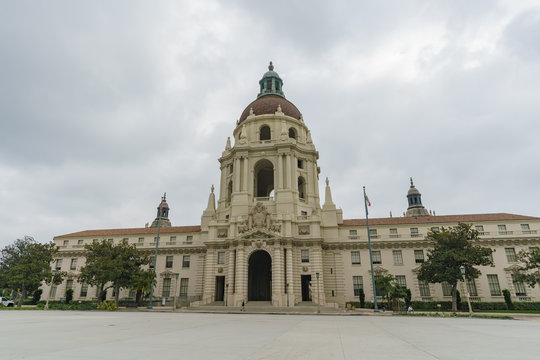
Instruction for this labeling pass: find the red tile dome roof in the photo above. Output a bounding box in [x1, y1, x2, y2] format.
[239, 94, 302, 124]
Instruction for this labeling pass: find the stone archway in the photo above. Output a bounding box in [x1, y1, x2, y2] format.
[248, 250, 272, 301]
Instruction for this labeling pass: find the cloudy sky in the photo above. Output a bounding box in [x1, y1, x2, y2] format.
[1, 0, 539, 248]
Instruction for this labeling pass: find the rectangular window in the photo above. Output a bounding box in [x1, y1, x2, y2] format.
[78, 239, 84, 245]
[50, 284, 57, 298]
[92, 239, 98, 244]
[392, 250, 403, 265]
[369, 229, 377, 238]
[162, 278, 171, 298]
[66, 279, 74, 291]
[297, 159, 304, 169]
[505, 248, 517, 262]
[80, 282, 88, 297]
[410, 228, 419, 237]
[529, 247, 539, 254]
[430, 227, 439, 232]
[389, 228, 399, 238]
[70, 258, 77, 270]
[466, 279, 478, 297]
[521, 224, 530, 230]
[122, 237, 128, 242]
[351, 251, 361, 265]
[179, 278, 189, 297]
[512, 275, 527, 296]
[55, 259, 63, 270]
[418, 279, 430, 297]
[487, 274, 502, 296]
[170, 236, 176, 244]
[414, 250, 424, 263]
[349, 229, 357, 239]
[186, 235, 193, 243]
[395, 275, 407, 288]
[353, 276, 363, 297]
[485, 252, 494, 263]
[498, 224, 507, 231]
[217, 252, 225, 265]
[182, 255, 190, 268]
[475, 225, 484, 232]
[138, 237, 144, 244]
[372, 250, 381, 264]
[166, 256, 173, 268]
[441, 282, 452, 296]
[301, 250, 309, 263]
[63, 240, 69, 246]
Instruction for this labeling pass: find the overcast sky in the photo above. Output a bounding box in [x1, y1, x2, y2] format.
[1, 1, 539, 248]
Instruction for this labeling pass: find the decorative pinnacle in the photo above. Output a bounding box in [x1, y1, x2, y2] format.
[211, 184, 214, 194]
[410, 177, 414, 187]
[325, 177, 329, 186]
[268, 61, 274, 71]
[162, 192, 166, 201]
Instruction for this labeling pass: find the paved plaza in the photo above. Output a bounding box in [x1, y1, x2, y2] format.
[1, 311, 539, 359]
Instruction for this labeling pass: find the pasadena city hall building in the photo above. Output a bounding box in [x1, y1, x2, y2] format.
[48, 63, 540, 308]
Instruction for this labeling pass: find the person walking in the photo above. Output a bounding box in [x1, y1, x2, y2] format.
[241, 299, 245, 312]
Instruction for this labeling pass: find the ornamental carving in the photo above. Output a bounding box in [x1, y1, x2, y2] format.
[238, 202, 281, 238]
[298, 225, 310, 235]
[217, 228, 228, 238]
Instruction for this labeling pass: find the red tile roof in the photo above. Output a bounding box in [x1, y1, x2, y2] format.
[54, 225, 201, 239]
[341, 213, 540, 226]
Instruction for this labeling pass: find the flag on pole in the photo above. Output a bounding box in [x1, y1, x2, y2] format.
[365, 194, 371, 207]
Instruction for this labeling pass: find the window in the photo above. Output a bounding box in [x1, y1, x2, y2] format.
[170, 236, 176, 244]
[475, 225, 484, 232]
[122, 238, 128, 242]
[353, 276, 363, 297]
[410, 228, 419, 237]
[372, 251, 381, 264]
[512, 275, 527, 296]
[166, 256, 173, 268]
[498, 224, 507, 231]
[55, 259, 63, 270]
[298, 177, 306, 200]
[80, 282, 88, 297]
[395, 275, 407, 288]
[186, 235, 193, 243]
[392, 250, 403, 265]
[414, 250, 424, 263]
[418, 279, 430, 297]
[351, 251, 360, 265]
[529, 247, 539, 254]
[297, 159, 304, 169]
[301, 250, 309, 263]
[521, 224, 530, 230]
[70, 258, 77, 270]
[259, 125, 271, 140]
[179, 278, 189, 297]
[487, 274, 502, 296]
[369, 229, 377, 238]
[430, 227, 439, 232]
[466, 279, 478, 297]
[301, 211, 308, 216]
[505, 248, 517, 262]
[288, 127, 296, 139]
[485, 252, 494, 263]
[92, 239, 98, 244]
[182, 256, 190, 268]
[349, 230, 357, 239]
[441, 282, 452, 296]
[66, 279, 74, 291]
[63, 240, 69, 246]
[78, 239, 83, 245]
[50, 284, 57, 298]
[217, 252, 225, 265]
[389, 228, 398, 237]
[138, 237, 144, 244]
[331, 290, 335, 297]
[162, 278, 171, 298]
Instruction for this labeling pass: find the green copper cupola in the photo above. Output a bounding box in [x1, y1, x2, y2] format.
[257, 61, 284, 98]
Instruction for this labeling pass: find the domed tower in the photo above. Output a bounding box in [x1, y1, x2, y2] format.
[203, 63, 325, 308]
[405, 178, 430, 217]
[150, 193, 171, 228]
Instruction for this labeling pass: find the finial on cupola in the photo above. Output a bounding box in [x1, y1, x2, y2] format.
[268, 61, 274, 71]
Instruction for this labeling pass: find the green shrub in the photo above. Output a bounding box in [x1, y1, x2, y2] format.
[502, 289, 513, 310]
[359, 289, 365, 308]
[97, 301, 118, 311]
[65, 289, 74, 304]
[32, 289, 42, 305]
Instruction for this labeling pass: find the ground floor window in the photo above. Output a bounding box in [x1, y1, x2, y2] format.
[353, 276, 363, 297]
[441, 282, 452, 297]
[395, 275, 407, 288]
[418, 279, 430, 297]
[180, 278, 189, 297]
[466, 279, 478, 297]
[162, 278, 171, 298]
[487, 274, 502, 296]
[80, 282, 88, 297]
[512, 275, 527, 296]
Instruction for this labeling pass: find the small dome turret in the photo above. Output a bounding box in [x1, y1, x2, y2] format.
[405, 178, 430, 217]
[150, 193, 172, 228]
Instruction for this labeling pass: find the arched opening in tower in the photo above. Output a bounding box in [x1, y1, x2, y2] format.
[254, 159, 274, 197]
[260, 125, 271, 140]
[298, 176, 306, 200]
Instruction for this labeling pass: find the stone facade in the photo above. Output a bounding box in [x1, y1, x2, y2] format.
[47, 64, 540, 307]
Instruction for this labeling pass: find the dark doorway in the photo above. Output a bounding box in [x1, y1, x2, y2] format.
[215, 276, 225, 302]
[248, 250, 272, 301]
[301, 275, 312, 301]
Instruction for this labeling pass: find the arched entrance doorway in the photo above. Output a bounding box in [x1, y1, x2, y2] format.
[248, 250, 272, 301]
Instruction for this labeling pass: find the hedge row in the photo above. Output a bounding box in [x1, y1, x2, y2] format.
[347, 301, 540, 311]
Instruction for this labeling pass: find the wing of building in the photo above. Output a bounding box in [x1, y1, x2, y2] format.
[49, 64, 540, 308]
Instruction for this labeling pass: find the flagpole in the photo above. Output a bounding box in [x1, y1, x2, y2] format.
[364, 186, 379, 312]
[148, 198, 163, 309]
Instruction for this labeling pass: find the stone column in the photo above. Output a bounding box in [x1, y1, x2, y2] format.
[285, 154, 291, 188]
[234, 158, 241, 192]
[277, 154, 283, 189]
[236, 246, 246, 305]
[272, 246, 282, 306]
[242, 158, 248, 192]
[286, 246, 294, 305]
[227, 248, 235, 306]
[203, 250, 216, 302]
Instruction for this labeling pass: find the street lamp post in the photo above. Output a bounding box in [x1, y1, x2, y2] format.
[148, 197, 164, 309]
[286, 283, 289, 307]
[173, 273, 179, 312]
[225, 284, 229, 307]
[460, 265, 473, 316]
[316, 272, 320, 314]
[44, 269, 56, 310]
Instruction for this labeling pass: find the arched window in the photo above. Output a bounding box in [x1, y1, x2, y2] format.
[288, 127, 297, 139]
[298, 176, 306, 200]
[260, 125, 271, 140]
[227, 181, 233, 204]
[254, 159, 274, 197]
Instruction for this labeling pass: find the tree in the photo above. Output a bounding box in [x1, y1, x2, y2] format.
[515, 247, 540, 287]
[78, 239, 152, 305]
[0, 236, 58, 307]
[418, 223, 493, 312]
[129, 269, 156, 306]
[375, 274, 408, 310]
